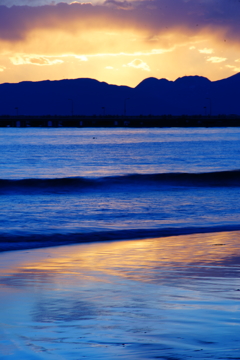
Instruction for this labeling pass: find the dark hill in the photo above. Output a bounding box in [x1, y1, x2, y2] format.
[0, 74, 240, 116]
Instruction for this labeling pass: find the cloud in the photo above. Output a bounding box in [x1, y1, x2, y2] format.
[1, 0, 240, 46]
[226, 64, 240, 72]
[199, 48, 213, 54]
[1, 0, 240, 86]
[87, 49, 175, 58]
[8, 53, 88, 66]
[0, 65, 6, 72]
[207, 56, 227, 63]
[104, 0, 132, 9]
[0, 0, 77, 6]
[124, 59, 150, 71]
[74, 55, 88, 61]
[10, 55, 64, 65]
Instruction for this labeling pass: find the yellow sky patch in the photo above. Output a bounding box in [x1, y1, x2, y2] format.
[1, 1, 240, 85]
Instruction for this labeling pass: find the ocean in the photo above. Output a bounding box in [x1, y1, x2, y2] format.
[0, 127, 240, 359]
[0, 127, 240, 251]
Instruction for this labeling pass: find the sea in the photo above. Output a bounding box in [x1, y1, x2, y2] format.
[0, 127, 240, 251]
[0, 127, 240, 359]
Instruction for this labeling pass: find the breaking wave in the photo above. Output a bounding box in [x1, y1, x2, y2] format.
[0, 169, 240, 193]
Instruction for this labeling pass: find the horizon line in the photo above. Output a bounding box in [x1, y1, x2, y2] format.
[1, 72, 240, 88]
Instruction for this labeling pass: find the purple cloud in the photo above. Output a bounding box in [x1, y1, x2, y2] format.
[0, 0, 240, 44]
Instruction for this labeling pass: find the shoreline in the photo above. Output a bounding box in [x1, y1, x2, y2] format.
[1, 224, 240, 253]
[1, 230, 240, 359]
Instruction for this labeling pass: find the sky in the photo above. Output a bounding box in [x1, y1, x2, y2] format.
[0, 0, 240, 87]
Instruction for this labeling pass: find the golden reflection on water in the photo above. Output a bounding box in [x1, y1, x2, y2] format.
[1, 231, 239, 286]
[1, 232, 240, 360]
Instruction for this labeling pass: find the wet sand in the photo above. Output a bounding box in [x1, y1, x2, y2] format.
[0, 231, 240, 359]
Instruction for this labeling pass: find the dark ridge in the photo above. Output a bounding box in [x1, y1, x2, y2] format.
[214, 72, 240, 85]
[174, 75, 211, 84]
[1, 73, 240, 116]
[174, 75, 211, 86]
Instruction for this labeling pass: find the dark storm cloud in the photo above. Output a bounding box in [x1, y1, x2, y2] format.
[104, 0, 133, 9]
[0, 0, 62, 5]
[0, 0, 240, 43]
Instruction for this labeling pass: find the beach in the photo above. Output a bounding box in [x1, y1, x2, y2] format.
[0, 231, 240, 359]
[0, 127, 240, 358]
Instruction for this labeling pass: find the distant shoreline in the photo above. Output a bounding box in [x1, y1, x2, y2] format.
[1, 114, 240, 128]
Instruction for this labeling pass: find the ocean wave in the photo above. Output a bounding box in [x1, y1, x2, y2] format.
[1, 224, 240, 253]
[0, 169, 240, 193]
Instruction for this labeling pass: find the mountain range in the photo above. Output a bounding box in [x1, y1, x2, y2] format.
[0, 73, 240, 116]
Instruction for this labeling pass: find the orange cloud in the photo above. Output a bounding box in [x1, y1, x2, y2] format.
[1, 1, 240, 86]
[199, 48, 214, 54]
[123, 59, 150, 71]
[207, 56, 227, 63]
[10, 54, 64, 66]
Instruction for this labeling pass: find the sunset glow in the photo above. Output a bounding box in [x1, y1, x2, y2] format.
[0, 0, 240, 86]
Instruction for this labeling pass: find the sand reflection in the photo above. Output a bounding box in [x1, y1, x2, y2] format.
[2, 231, 239, 285]
[0, 232, 239, 275]
[0, 232, 240, 359]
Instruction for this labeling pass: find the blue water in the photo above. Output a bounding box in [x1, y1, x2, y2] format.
[0, 127, 240, 251]
[1, 127, 240, 360]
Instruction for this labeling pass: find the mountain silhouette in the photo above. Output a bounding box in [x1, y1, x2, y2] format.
[0, 74, 240, 116]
